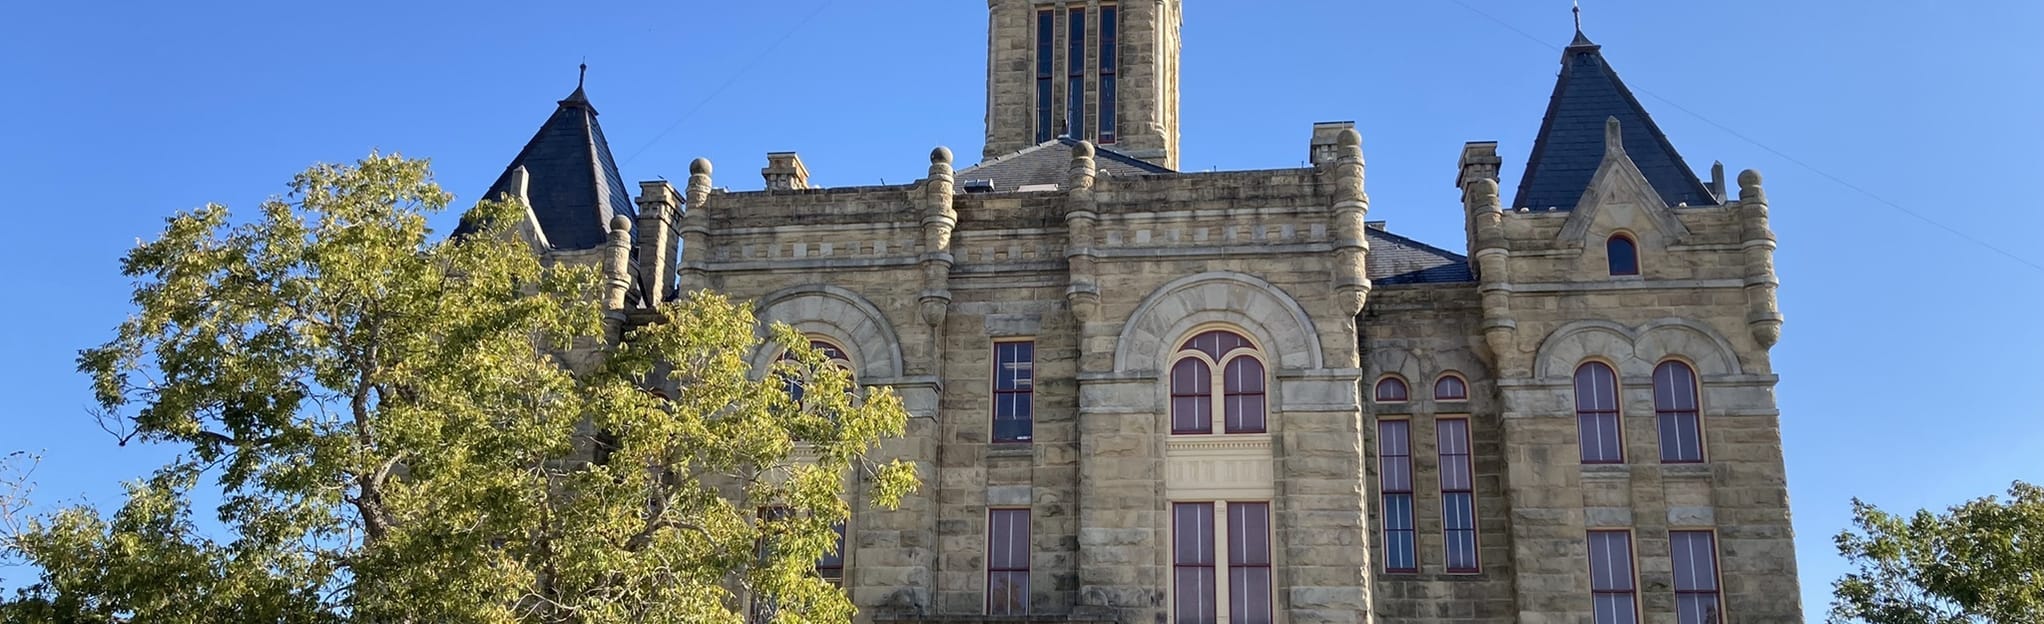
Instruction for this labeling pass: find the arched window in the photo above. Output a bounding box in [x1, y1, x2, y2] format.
[1169, 330, 1266, 435]
[1653, 361, 1704, 463]
[1434, 374, 1468, 401]
[1607, 234, 1640, 276]
[1374, 376, 1409, 403]
[779, 339, 853, 401]
[1574, 362, 1624, 464]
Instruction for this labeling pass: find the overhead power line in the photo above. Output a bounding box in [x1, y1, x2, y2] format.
[619, 0, 835, 167]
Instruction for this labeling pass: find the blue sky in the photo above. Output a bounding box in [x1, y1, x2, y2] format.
[2, 0, 2039, 617]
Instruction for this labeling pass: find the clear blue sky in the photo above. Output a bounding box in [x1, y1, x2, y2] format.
[2, 0, 2038, 617]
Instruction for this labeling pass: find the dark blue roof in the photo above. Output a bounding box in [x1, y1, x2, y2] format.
[958, 137, 1174, 191]
[1368, 227, 1473, 285]
[459, 85, 636, 250]
[1511, 35, 1716, 211]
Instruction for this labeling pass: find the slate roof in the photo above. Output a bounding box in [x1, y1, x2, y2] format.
[958, 137, 1174, 192]
[1511, 31, 1716, 211]
[457, 84, 636, 250]
[1367, 227, 1473, 285]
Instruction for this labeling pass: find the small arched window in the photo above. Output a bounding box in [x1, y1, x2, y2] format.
[1434, 374, 1468, 401]
[1653, 361, 1704, 463]
[1169, 330, 1266, 434]
[1374, 376, 1409, 403]
[1574, 362, 1623, 463]
[1607, 234, 1640, 276]
[779, 339, 853, 401]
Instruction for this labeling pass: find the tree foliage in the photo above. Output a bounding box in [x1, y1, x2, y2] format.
[0, 154, 916, 623]
[1830, 481, 2044, 624]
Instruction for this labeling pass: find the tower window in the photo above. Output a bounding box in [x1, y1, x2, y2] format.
[1035, 9, 1054, 143]
[987, 509, 1031, 615]
[1437, 418, 1478, 573]
[1066, 7, 1087, 138]
[992, 341, 1035, 443]
[1098, 5, 1118, 144]
[1574, 362, 1624, 464]
[1654, 361, 1703, 463]
[1671, 531, 1724, 624]
[1377, 419, 1416, 573]
[1588, 530, 1640, 624]
[1607, 234, 1640, 276]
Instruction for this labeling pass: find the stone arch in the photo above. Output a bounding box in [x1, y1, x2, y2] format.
[1534, 318, 1745, 380]
[749, 284, 905, 381]
[1115, 272, 1322, 374]
[1366, 346, 1423, 403]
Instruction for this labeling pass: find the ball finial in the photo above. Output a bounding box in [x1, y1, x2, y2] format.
[1737, 169, 1762, 188]
[610, 214, 633, 232]
[1336, 127, 1362, 147]
[931, 146, 953, 165]
[1073, 140, 1096, 159]
[689, 158, 712, 176]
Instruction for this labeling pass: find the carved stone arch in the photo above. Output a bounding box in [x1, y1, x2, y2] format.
[748, 284, 905, 382]
[1367, 347, 1424, 387]
[1533, 320, 1646, 380]
[1634, 318, 1743, 376]
[1115, 272, 1322, 374]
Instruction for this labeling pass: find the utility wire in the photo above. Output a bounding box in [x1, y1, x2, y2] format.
[1447, 0, 2044, 273]
[619, 0, 834, 167]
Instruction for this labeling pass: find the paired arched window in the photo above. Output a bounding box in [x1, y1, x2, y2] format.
[1607, 234, 1640, 276]
[1373, 376, 1409, 403]
[1654, 361, 1704, 463]
[1574, 362, 1624, 463]
[779, 339, 853, 401]
[1169, 330, 1266, 435]
[1433, 374, 1468, 401]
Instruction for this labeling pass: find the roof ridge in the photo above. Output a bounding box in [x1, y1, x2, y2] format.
[1366, 226, 1467, 262]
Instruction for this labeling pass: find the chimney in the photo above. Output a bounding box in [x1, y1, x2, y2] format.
[762, 152, 810, 190]
[1310, 121, 1356, 168]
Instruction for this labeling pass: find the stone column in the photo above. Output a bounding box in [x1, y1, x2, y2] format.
[1738, 170, 1782, 356]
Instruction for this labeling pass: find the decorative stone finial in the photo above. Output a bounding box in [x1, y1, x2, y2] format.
[1337, 127, 1362, 147]
[610, 214, 633, 232]
[1073, 140, 1095, 160]
[689, 158, 712, 176]
[931, 146, 953, 165]
[1738, 169, 1762, 189]
[1471, 177, 1500, 202]
[1604, 116, 1624, 154]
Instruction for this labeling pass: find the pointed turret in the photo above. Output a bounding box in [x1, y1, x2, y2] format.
[1511, 21, 1715, 211]
[461, 64, 636, 250]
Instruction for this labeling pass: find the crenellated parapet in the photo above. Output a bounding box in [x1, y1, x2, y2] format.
[676, 158, 714, 292]
[1327, 128, 1371, 316]
[1738, 169, 1783, 350]
[1064, 141, 1102, 323]
[918, 147, 958, 327]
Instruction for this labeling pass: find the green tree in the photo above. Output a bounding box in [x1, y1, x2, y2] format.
[1830, 482, 2044, 624]
[0, 154, 915, 623]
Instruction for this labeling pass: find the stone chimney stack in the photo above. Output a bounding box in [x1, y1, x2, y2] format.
[762, 152, 810, 190]
[1310, 121, 1356, 168]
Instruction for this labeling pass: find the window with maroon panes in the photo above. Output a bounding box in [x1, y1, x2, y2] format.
[992, 341, 1035, 443]
[1375, 376, 1408, 403]
[1434, 374, 1468, 401]
[1575, 362, 1624, 463]
[1608, 234, 1640, 276]
[987, 509, 1030, 615]
[817, 521, 846, 585]
[1588, 530, 1639, 624]
[1437, 418, 1478, 573]
[1377, 419, 1416, 573]
[1671, 531, 1723, 624]
[1654, 361, 1704, 463]
[1172, 503, 1217, 624]
[1170, 330, 1265, 435]
[1227, 502, 1274, 624]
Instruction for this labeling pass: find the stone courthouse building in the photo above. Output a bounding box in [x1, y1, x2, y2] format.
[474, 2, 1801, 623]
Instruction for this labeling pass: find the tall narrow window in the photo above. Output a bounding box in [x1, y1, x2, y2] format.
[1575, 362, 1624, 464]
[1437, 418, 1478, 573]
[817, 522, 846, 586]
[987, 509, 1031, 615]
[1654, 361, 1703, 463]
[1434, 374, 1468, 401]
[1034, 9, 1054, 143]
[1588, 530, 1639, 624]
[1377, 419, 1416, 573]
[992, 341, 1035, 443]
[1670, 531, 1723, 624]
[1066, 7, 1086, 138]
[1227, 503, 1274, 624]
[1170, 330, 1265, 435]
[1608, 234, 1640, 276]
[1375, 376, 1409, 403]
[1172, 503, 1217, 624]
[1097, 5, 1118, 144]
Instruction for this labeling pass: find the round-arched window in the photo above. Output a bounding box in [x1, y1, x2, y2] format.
[1434, 374, 1468, 401]
[1607, 234, 1640, 276]
[1169, 330, 1267, 434]
[1374, 376, 1409, 403]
